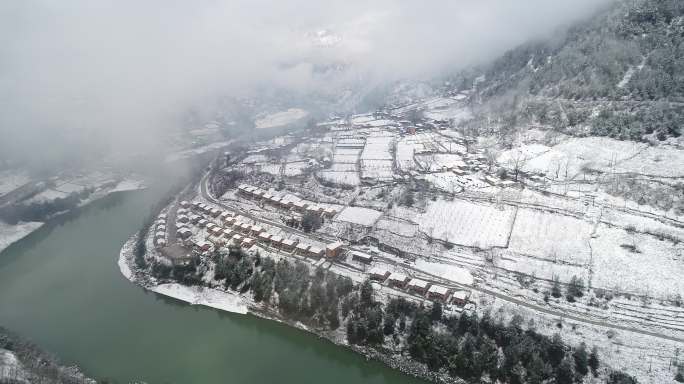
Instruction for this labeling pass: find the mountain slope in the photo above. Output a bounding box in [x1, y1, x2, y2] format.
[462, 0, 684, 142]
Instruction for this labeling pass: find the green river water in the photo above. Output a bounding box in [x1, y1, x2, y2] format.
[0, 188, 425, 384]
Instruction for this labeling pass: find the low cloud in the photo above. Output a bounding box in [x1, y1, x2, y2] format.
[0, 0, 613, 169]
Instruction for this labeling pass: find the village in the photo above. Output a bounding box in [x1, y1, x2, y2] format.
[139, 91, 684, 383]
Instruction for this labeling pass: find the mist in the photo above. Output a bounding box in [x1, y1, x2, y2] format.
[0, 0, 613, 171]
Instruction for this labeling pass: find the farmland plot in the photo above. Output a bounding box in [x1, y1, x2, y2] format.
[283, 161, 308, 176]
[508, 209, 593, 265]
[415, 153, 465, 172]
[360, 133, 394, 180]
[318, 171, 360, 187]
[360, 159, 394, 180]
[590, 224, 683, 298]
[416, 199, 516, 248]
[497, 252, 588, 282]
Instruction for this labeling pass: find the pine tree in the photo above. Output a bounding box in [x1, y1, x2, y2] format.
[588, 345, 600, 377]
[556, 356, 575, 384]
[574, 342, 589, 376]
[430, 302, 443, 323]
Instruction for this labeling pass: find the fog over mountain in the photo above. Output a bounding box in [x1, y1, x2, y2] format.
[0, 0, 612, 169]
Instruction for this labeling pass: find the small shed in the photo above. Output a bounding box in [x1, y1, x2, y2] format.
[239, 223, 251, 233]
[177, 227, 192, 239]
[325, 241, 344, 258]
[308, 246, 324, 258]
[241, 238, 255, 248]
[195, 240, 212, 252]
[323, 207, 337, 218]
[388, 273, 409, 288]
[295, 242, 310, 255]
[427, 285, 450, 302]
[270, 235, 283, 247]
[231, 234, 243, 245]
[369, 267, 390, 282]
[281, 238, 298, 252]
[451, 290, 471, 306]
[407, 278, 430, 295]
[258, 232, 272, 243]
[351, 251, 372, 264]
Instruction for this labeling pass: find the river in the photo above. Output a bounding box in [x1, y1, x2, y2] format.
[0, 187, 426, 384]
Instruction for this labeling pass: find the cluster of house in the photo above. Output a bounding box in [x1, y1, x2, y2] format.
[153, 213, 168, 248]
[237, 184, 338, 218]
[180, 200, 332, 259]
[368, 267, 471, 306]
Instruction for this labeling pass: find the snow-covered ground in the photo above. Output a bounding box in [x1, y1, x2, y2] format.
[0, 170, 30, 197]
[0, 349, 28, 383]
[591, 224, 683, 298]
[508, 208, 593, 264]
[415, 199, 516, 248]
[255, 108, 309, 129]
[336, 206, 383, 227]
[151, 283, 248, 315]
[0, 221, 43, 254]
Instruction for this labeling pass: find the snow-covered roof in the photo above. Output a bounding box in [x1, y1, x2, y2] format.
[408, 278, 429, 289]
[388, 272, 408, 283]
[352, 251, 372, 260]
[336, 206, 383, 227]
[428, 285, 449, 295]
[326, 241, 343, 251]
[369, 266, 389, 276]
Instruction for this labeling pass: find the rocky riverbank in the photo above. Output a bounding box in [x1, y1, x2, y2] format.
[0, 327, 95, 384]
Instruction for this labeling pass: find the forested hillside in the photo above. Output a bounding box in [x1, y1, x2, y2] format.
[460, 0, 684, 142]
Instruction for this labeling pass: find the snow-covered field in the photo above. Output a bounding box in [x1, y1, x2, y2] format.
[497, 137, 653, 180]
[318, 171, 360, 186]
[415, 153, 465, 172]
[255, 108, 309, 129]
[0, 221, 43, 254]
[0, 170, 30, 197]
[414, 259, 473, 285]
[416, 199, 516, 248]
[590, 224, 683, 298]
[508, 209, 593, 264]
[360, 159, 393, 180]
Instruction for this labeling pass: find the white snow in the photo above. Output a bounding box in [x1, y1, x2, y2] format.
[0, 221, 43, 254]
[416, 199, 515, 248]
[335, 206, 383, 227]
[508, 209, 593, 264]
[255, 108, 309, 129]
[110, 179, 146, 193]
[414, 259, 474, 286]
[151, 283, 248, 314]
[0, 349, 27, 383]
[0, 170, 30, 197]
[590, 224, 683, 298]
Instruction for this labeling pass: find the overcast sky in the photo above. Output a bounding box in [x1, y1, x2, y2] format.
[0, 0, 613, 169]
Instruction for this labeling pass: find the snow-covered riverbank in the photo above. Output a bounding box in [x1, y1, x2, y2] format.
[117, 235, 248, 315]
[0, 221, 43, 254]
[0, 179, 146, 256]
